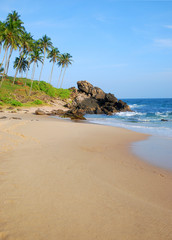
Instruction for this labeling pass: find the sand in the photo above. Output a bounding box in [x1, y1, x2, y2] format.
[0, 112, 172, 240]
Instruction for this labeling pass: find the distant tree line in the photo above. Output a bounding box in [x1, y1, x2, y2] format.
[0, 10, 73, 92]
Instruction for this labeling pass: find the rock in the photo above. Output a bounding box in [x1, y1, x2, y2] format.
[35, 109, 46, 115]
[92, 87, 105, 100]
[49, 109, 66, 116]
[105, 93, 117, 103]
[70, 81, 131, 115]
[0, 116, 7, 119]
[11, 117, 22, 120]
[161, 119, 168, 122]
[77, 81, 94, 94]
[62, 109, 86, 120]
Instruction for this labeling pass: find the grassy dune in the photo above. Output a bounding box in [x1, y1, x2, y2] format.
[0, 76, 71, 107]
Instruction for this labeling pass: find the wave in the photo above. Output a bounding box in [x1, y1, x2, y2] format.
[129, 104, 146, 109]
[116, 111, 145, 117]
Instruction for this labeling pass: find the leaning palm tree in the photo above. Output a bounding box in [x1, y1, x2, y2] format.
[0, 21, 7, 68]
[13, 32, 33, 84]
[38, 34, 53, 82]
[47, 47, 60, 84]
[59, 53, 73, 88]
[29, 46, 43, 96]
[0, 11, 24, 80]
[3, 11, 24, 75]
[0, 21, 4, 55]
[13, 56, 28, 79]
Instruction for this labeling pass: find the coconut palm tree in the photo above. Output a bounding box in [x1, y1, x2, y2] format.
[13, 56, 28, 79]
[47, 47, 60, 84]
[29, 46, 43, 96]
[38, 34, 53, 82]
[0, 21, 7, 68]
[0, 11, 24, 78]
[59, 53, 73, 88]
[0, 21, 4, 55]
[13, 32, 33, 84]
[4, 11, 24, 74]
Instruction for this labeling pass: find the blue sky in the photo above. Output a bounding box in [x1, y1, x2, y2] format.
[0, 0, 172, 98]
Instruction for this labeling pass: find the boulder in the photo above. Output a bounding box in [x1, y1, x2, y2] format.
[35, 109, 46, 115]
[63, 109, 86, 120]
[77, 81, 94, 94]
[105, 93, 117, 103]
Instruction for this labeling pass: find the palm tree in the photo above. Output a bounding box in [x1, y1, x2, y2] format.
[38, 34, 53, 82]
[1, 11, 24, 76]
[13, 56, 28, 79]
[29, 46, 43, 96]
[0, 21, 4, 55]
[59, 53, 73, 88]
[0, 21, 7, 68]
[47, 47, 60, 84]
[13, 32, 33, 84]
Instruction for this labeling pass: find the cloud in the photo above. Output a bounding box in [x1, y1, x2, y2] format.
[154, 38, 172, 47]
[164, 25, 172, 29]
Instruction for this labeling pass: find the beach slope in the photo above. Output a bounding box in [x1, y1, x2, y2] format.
[0, 116, 172, 240]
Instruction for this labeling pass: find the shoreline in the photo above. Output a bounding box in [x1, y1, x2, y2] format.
[1, 108, 172, 171]
[0, 111, 172, 239]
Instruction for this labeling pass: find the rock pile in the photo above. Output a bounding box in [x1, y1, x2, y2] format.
[69, 81, 131, 115]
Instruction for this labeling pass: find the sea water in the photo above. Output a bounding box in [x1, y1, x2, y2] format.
[85, 98, 172, 170]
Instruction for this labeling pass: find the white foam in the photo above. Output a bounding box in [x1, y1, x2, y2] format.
[129, 104, 145, 108]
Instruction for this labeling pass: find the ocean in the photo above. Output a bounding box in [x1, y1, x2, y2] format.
[85, 98, 172, 170]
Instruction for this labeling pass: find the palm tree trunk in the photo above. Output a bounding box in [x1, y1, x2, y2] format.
[25, 61, 31, 86]
[26, 61, 31, 79]
[29, 61, 36, 96]
[0, 45, 9, 68]
[49, 61, 54, 84]
[13, 50, 24, 84]
[57, 66, 63, 88]
[39, 48, 45, 83]
[4, 47, 13, 75]
[60, 65, 67, 88]
[0, 47, 12, 87]
[6, 47, 13, 74]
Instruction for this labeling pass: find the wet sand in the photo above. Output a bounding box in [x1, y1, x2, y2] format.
[0, 113, 172, 240]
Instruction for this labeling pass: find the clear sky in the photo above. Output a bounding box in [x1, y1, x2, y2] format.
[0, 0, 172, 98]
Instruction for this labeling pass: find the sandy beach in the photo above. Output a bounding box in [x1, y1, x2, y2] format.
[0, 112, 172, 240]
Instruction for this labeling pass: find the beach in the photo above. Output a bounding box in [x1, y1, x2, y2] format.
[0, 112, 172, 240]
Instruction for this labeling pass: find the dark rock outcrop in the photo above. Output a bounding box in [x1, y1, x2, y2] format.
[70, 81, 131, 115]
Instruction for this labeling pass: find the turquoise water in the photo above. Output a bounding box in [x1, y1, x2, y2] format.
[85, 98, 172, 170]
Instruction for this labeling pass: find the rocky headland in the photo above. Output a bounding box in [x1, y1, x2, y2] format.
[68, 81, 131, 115]
[35, 80, 131, 120]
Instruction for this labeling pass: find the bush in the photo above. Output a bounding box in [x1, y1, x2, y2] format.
[39, 81, 57, 97]
[32, 99, 43, 105]
[0, 96, 12, 104]
[9, 100, 22, 106]
[56, 89, 71, 99]
[0, 101, 3, 105]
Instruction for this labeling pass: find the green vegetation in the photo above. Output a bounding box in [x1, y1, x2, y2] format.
[0, 10, 73, 99]
[0, 76, 71, 107]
